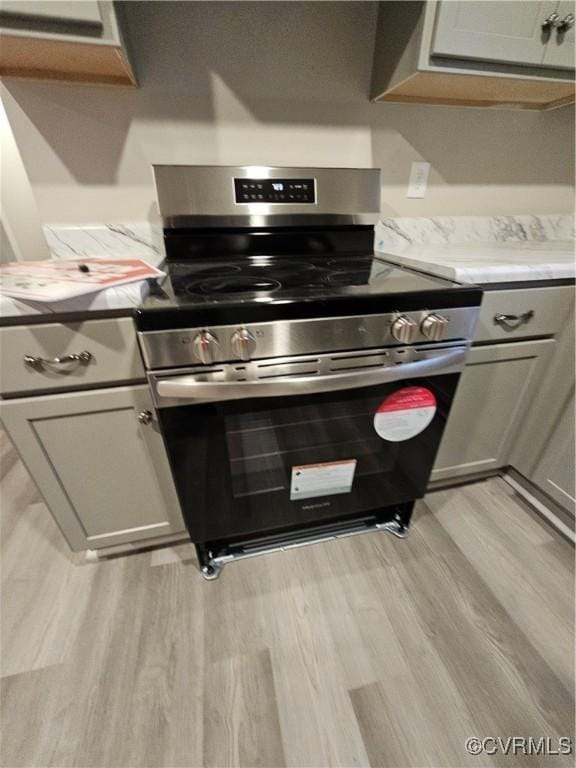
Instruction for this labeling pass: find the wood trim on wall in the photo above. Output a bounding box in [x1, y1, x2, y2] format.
[0, 33, 136, 86]
[374, 70, 575, 110]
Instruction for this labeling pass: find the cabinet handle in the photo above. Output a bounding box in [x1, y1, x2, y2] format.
[542, 11, 560, 30]
[138, 410, 153, 425]
[494, 310, 535, 329]
[557, 13, 574, 33]
[23, 350, 93, 369]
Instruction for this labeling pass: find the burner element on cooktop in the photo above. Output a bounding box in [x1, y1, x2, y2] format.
[186, 276, 283, 295]
[179, 259, 334, 296]
[170, 254, 384, 298]
[189, 265, 242, 277]
[250, 260, 317, 278]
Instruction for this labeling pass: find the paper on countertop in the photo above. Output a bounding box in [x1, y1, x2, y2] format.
[0, 257, 165, 302]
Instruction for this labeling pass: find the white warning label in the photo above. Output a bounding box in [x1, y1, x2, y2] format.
[290, 459, 357, 501]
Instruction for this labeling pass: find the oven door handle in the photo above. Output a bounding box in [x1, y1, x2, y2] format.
[155, 347, 468, 402]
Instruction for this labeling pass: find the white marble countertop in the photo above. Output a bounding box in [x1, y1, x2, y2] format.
[2, 215, 574, 323]
[375, 214, 575, 285]
[377, 240, 575, 284]
[0, 223, 163, 321]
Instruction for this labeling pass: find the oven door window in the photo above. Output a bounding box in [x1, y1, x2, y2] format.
[158, 373, 459, 543]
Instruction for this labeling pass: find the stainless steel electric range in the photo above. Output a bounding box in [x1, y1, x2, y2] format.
[136, 166, 482, 579]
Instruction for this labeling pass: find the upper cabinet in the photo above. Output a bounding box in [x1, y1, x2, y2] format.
[372, 1, 575, 110]
[0, 1, 136, 86]
[0, 1, 104, 28]
[431, 1, 568, 68]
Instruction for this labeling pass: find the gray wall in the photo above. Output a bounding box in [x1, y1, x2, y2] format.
[0, 83, 50, 260]
[3, 1, 574, 223]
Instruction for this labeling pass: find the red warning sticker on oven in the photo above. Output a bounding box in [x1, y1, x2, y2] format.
[374, 387, 436, 442]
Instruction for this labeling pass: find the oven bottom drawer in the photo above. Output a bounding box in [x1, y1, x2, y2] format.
[196, 501, 415, 568]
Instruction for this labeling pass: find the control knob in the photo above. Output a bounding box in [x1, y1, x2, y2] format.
[231, 327, 257, 361]
[421, 313, 449, 341]
[193, 330, 219, 364]
[391, 315, 418, 344]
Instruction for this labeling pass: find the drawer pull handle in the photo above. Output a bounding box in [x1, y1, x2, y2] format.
[494, 311, 535, 329]
[24, 350, 93, 369]
[557, 13, 574, 33]
[542, 11, 560, 31]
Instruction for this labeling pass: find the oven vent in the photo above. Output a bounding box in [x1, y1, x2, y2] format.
[329, 351, 389, 372]
[254, 359, 321, 379]
[252, 349, 406, 380]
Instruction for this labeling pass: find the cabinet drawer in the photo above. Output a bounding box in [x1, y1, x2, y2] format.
[474, 287, 573, 343]
[0, 317, 144, 395]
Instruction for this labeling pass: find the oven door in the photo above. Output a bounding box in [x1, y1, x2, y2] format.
[151, 345, 467, 544]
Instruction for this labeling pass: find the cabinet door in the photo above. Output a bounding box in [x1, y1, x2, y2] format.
[542, 0, 575, 69]
[432, 339, 554, 481]
[0, 2, 135, 87]
[530, 391, 575, 512]
[0, 385, 184, 551]
[432, 0, 556, 66]
[511, 304, 574, 509]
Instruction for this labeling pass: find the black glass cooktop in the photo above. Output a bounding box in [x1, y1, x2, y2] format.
[144, 254, 458, 306]
[136, 253, 483, 331]
[136, 226, 482, 331]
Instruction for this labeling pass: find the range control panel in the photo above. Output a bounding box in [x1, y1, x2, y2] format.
[139, 307, 481, 371]
[234, 178, 315, 204]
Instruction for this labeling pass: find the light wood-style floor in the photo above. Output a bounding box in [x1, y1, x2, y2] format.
[1, 428, 574, 768]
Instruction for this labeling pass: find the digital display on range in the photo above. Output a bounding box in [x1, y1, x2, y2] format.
[234, 178, 315, 204]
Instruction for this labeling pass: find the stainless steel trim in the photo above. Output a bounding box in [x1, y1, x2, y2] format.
[200, 515, 409, 578]
[376, 520, 409, 538]
[153, 346, 467, 405]
[162, 213, 379, 228]
[153, 166, 381, 225]
[138, 307, 480, 370]
[23, 350, 92, 369]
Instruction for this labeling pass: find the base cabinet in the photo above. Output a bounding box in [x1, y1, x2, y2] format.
[510, 308, 575, 513]
[1, 384, 184, 550]
[432, 339, 554, 481]
[528, 390, 575, 512]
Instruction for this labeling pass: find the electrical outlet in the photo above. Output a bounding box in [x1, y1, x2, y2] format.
[407, 162, 430, 198]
